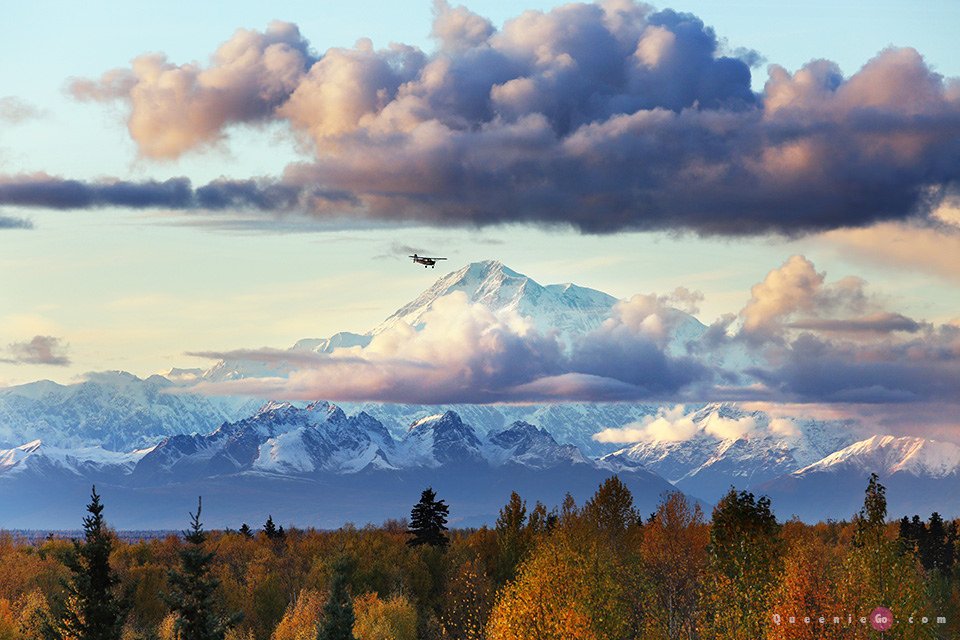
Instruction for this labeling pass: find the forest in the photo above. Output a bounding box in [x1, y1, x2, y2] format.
[0, 474, 956, 640]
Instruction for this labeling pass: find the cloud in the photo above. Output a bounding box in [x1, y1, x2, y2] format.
[819, 211, 960, 284]
[750, 327, 960, 404]
[736, 255, 901, 343]
[0, 214, 33, 230]
[786, 312, 924, 334]
[0, 174, 352, 212]
[181, 254, 959, 406]
[0, 97, 44, 123]
[189, 290, 712, 403]
[1, 336, 70, 366]
[593, 404, 697, 442]
[22, 2, 951, 236]
[69, 22, 314, 158]
[592, 405, 757, 443]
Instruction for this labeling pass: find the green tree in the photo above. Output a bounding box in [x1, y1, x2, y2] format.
[703, 488, 782, 640]
[494, 492, 529, 585]
[166, 498, 239, 640]
[55, 486, 128, 640]
[316, 558, 355, 640]
[407, 488, 449, 548]
[839, 474, 931, 640]
[582, 476, 637, 543]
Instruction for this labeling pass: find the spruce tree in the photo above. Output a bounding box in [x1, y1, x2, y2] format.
[263, 515, 279, 539]
[238, 523, 253, 538]
[56, 486, 127, 640]
[406, 487, 449, 548]
[166, 498, 239, 640]
[316, 557, 356, 640]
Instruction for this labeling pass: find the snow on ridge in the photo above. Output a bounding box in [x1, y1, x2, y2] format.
[793, 435, 960, 478]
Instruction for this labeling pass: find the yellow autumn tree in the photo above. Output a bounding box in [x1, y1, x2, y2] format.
[0, 598, 17, 640]
[351, 592, 417, 640]
[486, 534, 630, 640]
[271, 589, 325, 640]
[766, 529, 846, 640]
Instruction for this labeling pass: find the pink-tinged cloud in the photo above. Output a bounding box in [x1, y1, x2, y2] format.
[1, 336, 70, 366]
[70, 21, 313, 158]
[6, 1, 946, 236]
[183, 256, 959, 406]
[0, 97, 44, 123]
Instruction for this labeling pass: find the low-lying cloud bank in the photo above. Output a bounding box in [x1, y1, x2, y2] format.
[3, 1, 960, 235]
[187, 256, 960, 407]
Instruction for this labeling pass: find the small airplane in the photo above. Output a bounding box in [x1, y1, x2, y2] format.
[410, 254, 447, 268]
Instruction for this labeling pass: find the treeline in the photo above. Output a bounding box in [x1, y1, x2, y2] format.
[0, 474, 958, 640]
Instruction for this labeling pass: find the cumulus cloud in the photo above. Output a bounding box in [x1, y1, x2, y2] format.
[5, 1, 946, 236]
[592, 405, 757, 443]
[735, 255, 912, 343]
[183, 254, 959, 406]
[0, 214, 33, 230]
[1, 336, 70, 366]
[593, 405, 697, 443]
[70, 21, 314, 158]
[190, 290, 711, 403]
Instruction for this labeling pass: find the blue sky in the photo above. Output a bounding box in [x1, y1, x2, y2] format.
[1, 0, 958, 410]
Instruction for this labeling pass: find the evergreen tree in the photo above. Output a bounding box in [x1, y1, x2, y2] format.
[166, 498, 239, 640]
[494, 491, 528, 584]
[407, 488, 449, 548]
[238, 524, 253, 538]
[263, 516, 280, 540]
[316, 557, 356, 640]
[56, 486, 127, 640]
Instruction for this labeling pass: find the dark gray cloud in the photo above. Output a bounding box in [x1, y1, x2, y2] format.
[0, 175, 194, 209]
[15, 2, 960, 235]
[0, 214, 33, 230]
[1, 336, 71, 366]
[750, 328, 960, 404]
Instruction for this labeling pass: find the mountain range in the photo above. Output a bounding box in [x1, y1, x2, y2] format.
[1, 261, 957, 527]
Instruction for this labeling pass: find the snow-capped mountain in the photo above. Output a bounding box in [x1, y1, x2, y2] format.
[601, 404, 864, 502]
[3, 261, 955, 526]
[0, 405, 682, 529]
[0, 371, 261, 451]
[133, 401, 396, 480]
[0, 439, 152, 479]
[486, 421, 591, 468]
[756, 435, 960, 521]
[134, 406, 611, 478]
[793, 435, 960, 478]
[373, 260, 618, 338]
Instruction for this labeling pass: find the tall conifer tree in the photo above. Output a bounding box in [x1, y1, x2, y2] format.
[407, 488, 449, 548]
[316, 557, 356, 640]
[166, 498, 239, 640]
[56, 486, 127, 640]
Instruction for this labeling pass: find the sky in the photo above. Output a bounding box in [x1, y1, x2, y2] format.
[1, 0, 959, 439]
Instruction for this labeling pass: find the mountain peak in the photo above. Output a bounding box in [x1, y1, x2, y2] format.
[373, 260, 617, 338]
[795, 435, 960, 479]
